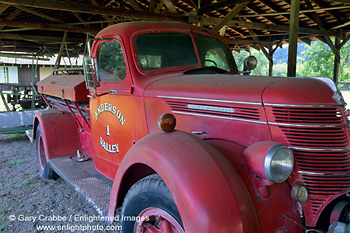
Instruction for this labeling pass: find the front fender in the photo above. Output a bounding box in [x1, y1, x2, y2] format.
[33, 109, 81, 160]
[109, 130, 259, 233]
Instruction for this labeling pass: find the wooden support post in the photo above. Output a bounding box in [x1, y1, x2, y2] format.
[287, 0, 300, 77]
[267, 46, 274, 76]
[333, 34, 341, 84]
[249, 29, 273, 75]
[54, 31, 68, 70]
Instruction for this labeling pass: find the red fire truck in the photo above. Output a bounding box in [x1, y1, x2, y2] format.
[28, 21, 350, 233]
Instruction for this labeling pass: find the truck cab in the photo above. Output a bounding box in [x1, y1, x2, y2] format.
[32, 21, 350, 233]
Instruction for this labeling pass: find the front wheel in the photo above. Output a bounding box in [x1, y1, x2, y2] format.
[121, 174, 184, 233]
[36, 125, 56, 179]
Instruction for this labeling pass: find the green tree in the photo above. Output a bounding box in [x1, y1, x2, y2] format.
[297, 40, 350, 82]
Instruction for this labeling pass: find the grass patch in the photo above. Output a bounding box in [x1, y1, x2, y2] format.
[5, 179, 15, 185]
[10, 159, 24, 165]
[0, 205, 6, 232]
[10, 133, 26, 140]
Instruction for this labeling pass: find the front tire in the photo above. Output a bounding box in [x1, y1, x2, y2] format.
[36, 125, 56, 179]
[121, 174, 184, 233]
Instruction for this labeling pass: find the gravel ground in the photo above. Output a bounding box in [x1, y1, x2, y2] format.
[0, 133, 119, 233]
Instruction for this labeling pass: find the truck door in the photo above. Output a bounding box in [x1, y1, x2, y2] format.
[89, 39, 134, 179]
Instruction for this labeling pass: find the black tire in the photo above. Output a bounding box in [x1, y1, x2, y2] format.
[36, 125, 56, 179]
[121, 174, 184, 233]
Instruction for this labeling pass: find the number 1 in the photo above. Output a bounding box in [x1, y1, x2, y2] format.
[106, 125, 110, 136]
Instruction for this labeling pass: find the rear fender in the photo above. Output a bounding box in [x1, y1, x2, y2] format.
[109, 130, 259, 233]
[33, 110, 81, 160]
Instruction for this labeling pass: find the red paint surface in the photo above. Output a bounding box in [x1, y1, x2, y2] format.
[34, 21, 350, 232]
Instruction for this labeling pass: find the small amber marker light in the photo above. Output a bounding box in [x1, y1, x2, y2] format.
[158, 113, 176, 133]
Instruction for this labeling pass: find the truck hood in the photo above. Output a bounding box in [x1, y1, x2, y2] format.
[144, 74, 339, 106]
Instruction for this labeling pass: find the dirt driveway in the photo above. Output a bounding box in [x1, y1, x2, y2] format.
[0, 133, 118, 233]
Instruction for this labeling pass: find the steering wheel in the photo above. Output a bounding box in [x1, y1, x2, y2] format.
[204, 59, 217, 67]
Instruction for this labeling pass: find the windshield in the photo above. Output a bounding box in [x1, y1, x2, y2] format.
[135, 33, 199, 71]
[135, 33, 234, 73]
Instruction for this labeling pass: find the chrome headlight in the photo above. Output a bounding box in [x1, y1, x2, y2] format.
[265, 144, 294, 183]
[244, 142, 294, 183]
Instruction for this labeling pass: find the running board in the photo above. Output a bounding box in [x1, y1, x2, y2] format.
[48, 157, 113, 218]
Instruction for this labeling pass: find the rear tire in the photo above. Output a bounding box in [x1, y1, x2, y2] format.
[36, 125, 56, 179]
[121, 174, 184, 233]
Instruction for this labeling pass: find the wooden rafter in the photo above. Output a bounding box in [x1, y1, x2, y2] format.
[0, 20, 100, 34]
[192, 16, 337, 36]
[13, 5, 64, 23]
[91, 0, 112, 22]
[0, 4, 10, 15]
[244, 4, 283, 26]
[197, 0, 249, 15]
[163, 0, 177, 13]
[0, 0, 186, 22]
[73, 12, 90, 29]
[236, 5, 350, 18]
[212, 1, 250, 32]
[257, 0, 290, 21]
[128, 0, 143, 11]
[312, 0, 343, 22]
[0, 32, 84, 43]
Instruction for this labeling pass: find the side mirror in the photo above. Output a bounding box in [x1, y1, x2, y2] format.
[243, 56, 257, 75]
[83, 56, 100, 90]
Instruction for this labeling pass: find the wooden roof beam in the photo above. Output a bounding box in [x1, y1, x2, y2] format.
[13, 5, 64, 23]
[323, 0, 350, 4]
[0, 32, 85, 43]
[163, 0, 178, 13]
[196, 0, 248, 15]
[312, 0, 343, 22]
[192, 16, 337, 36]
[73, 12, 90, 29]
[90, 0, 112, 23]
[0, 4, 10, 14]
[0, 7, 21, 30]
[0, 20, 100, 34]
[0, 0, 186, 22]
[212, 1, 250, 32]
[128, 0, 143, 11]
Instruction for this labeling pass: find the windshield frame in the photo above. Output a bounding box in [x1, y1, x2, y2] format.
[131, 29, 237, 75]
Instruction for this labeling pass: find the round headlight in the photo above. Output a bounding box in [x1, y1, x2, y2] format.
[264, 144, 294, 183]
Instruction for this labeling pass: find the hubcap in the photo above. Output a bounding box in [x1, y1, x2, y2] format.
[134, 208, 185, 233]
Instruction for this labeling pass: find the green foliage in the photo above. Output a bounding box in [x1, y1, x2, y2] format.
[232, 40, 350, 81]
[297, 40, 350, 82]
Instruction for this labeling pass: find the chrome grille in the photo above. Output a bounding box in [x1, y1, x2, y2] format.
[270, 105, 350, 217]
[280, 126, 348, 148]
[272, 107, 343, 124]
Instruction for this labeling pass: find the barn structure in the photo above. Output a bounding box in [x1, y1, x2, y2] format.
[0, 0, 348, 83]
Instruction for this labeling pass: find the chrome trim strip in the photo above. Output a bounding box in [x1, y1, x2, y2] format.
[268, 122, 346, 128]
[264, 103, 344, 108]
[172, 111, 266, 124]
[187, 104, 235, 113]
[298, 170, 350, 176]
[158, 95, 262, 106]
[290, 146, 350, 152]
